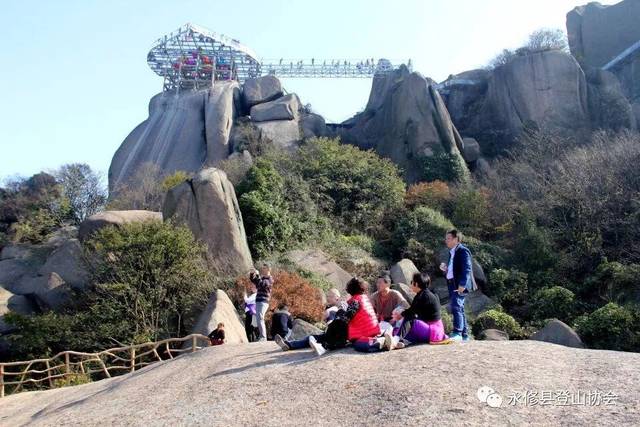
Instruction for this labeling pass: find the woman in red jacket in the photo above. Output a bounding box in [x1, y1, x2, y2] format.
[343, 277, 392, 352]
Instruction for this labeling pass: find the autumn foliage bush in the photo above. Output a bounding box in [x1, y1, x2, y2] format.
[233, 270, 324, 324]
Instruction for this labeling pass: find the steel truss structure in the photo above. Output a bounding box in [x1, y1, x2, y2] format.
[147, 23, 410, 92]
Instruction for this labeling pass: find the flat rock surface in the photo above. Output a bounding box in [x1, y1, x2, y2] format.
[1, 341, 638, 426]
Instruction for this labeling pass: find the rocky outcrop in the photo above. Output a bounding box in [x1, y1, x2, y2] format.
[250, 94, 300, 122]
[586, 69, 637, 130]
[289, 318, 323, 341]
[242, 75, 283, 109]
[478, 329, 509, 341]
[566, 0, 640, 69]
[389, 259, 419, 286]
[189, 290, 247, 345]
[530, 319, 584, 349]
[286, 249, 352, 293]
[162, 168, 253, 276]
[0, 228, 89, 314]
[79, 210, 162, 241]
[254, 120, 301, 151]
[442, 51, 590, 155]
[340, 65, 468, 183]
[2, 341, 638, 425]
[109, 81, 240, 192]
[0, 287, 36, 334]
[301, 113, 328, 139]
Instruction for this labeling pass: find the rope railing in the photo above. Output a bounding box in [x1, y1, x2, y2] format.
[0, 334, 211, 398]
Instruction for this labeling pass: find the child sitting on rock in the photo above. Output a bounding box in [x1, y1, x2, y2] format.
[208, 322, 225, 346]
[323, 288, 342, 323]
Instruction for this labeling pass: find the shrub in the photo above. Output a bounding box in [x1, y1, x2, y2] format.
[449, 186, 491, 237]
[237, 160, 297, 258]
[531, 286, 576, 323]
[472, 309, 524, 339]
[233, 270, 324, 324]
[582, 260, 640, 305]
[574, 303, 640, 352]
[161, 170, 189, 192]
[523, 28, 568, 53]
[83, 220, 213, 341]
[486, 268, 528, 306]
[405, 181, 451, 211]
[392, 206, 454, 254]
[108, 162, 165, 211]
[441, 310, 453, 334]
[419, 148, 468, 183]
[293, 137, 405, 233]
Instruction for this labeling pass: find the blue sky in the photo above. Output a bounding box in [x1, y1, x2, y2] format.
[0, 0, 618, 181]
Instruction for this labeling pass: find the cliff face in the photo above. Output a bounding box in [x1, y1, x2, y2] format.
[340, 65, 468, 183]
[567, 0, 640, 125]
[109, 82, 240, 193]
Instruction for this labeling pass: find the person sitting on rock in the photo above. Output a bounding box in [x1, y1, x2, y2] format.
[271, 303, 293, 340]
[370, 274, 409, 323]
[394, 272, 448, 348]
[274, 301, 349, 356]
[252, 264, 273, 342]
[243, 282, 258, 342]
[344, 277, 398, 353]
[324, 288, 342, 323]
[208, 322, 225, 346]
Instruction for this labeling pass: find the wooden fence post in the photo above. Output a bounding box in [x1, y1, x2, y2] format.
[45, 360, 53, 388]
[191, 335, 197, 352]
[130, 347, 136, 373]
[1, 364, 4, 398]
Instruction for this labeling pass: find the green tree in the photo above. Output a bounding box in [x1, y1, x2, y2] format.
[56, 163, 107, 224]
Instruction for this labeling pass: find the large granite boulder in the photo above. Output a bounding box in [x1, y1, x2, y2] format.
[190, 290, 247, 345]
[286, 249, 352, 293]
[301, 113, 328, 139]
[254, 120, 302, 151]
[530, 319, 584, 349]
[567, 0, 640, 69]
[391, 283, 416, 304]
[480, 51, 589, 142]
[163, 168, 253, 276]
[586, 69, 637, 130]
[390, 259, 419, 286]
[250, 94, 300, 122]
[109, 82, 240, 192]
[478, 329, 509, 341]
[38, 239, 88, 288]
[242, 75, 283, 109]
[340, 65, 468, 183]
[461, 137, 481, 163]
[79, 210, 162, 241]
[0, 287, 36, 334]
[289, 318, 323, 341]
[442, 51, 590, 155]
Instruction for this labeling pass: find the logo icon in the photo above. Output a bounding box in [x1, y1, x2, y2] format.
[477, 386, 503, 408]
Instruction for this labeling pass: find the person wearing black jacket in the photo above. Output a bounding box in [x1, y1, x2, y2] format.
[396, 272, 447, 346]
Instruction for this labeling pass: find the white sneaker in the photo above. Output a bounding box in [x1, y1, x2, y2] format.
[309, 336, 326, 356]
[383, 330, 395, 351]
[274, 334, 289, 351]
[391, 335, 405, 350]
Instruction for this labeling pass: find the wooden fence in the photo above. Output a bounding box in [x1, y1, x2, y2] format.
[0, 334, 211, 398]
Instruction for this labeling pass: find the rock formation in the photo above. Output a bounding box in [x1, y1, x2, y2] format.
[109, 76, 326, 194]
[567, 0, 640, 124]
[0, 227, 89, 316]
[109, 81, 240, 192]
[189, 289, 247, 345]
[162, 168, 253, 276]
[530, 319, 585, 349]
[286, 249, 352, 292]
[338, 65, 468, 183]
[442, 51, 590, 155]
[78, 210, 163, 241]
